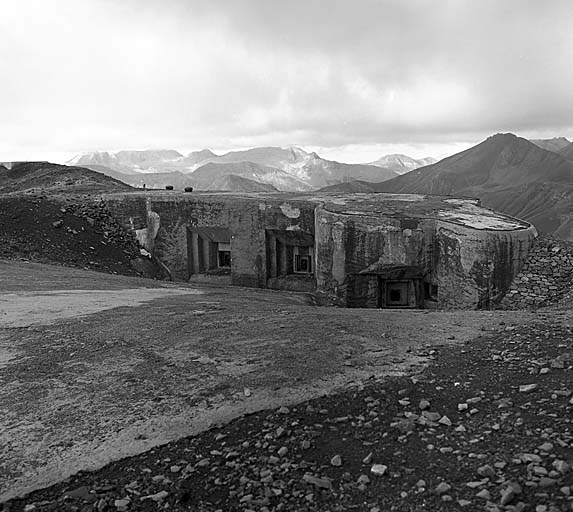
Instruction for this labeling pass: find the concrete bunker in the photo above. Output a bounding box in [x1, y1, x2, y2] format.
[103, 192, 538, 310]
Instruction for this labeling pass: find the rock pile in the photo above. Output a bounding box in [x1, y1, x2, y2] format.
[61, 198, 140, 254]
[0, 194, 150, 276]
[501, 237, 573, 309]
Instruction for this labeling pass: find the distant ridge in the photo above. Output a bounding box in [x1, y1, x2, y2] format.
[0, 162, 132, 194]
[530, 137, 571, 153]
[368, 154, 436, 174]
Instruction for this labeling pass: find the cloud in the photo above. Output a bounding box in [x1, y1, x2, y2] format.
[1, 0, 572, 161]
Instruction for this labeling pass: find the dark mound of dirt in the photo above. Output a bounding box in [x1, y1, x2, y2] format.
[3, 312, 573, 511]
[0, 162, 133, 195]
[0, 194, 158, 277]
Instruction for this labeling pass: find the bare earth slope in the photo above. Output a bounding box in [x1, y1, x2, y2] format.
[0, 162, 133, 195]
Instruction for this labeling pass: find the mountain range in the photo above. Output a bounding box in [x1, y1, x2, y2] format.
[325, 133, 573, 240]
[67, 146, 400, 191]
[368, 154, 436, 174]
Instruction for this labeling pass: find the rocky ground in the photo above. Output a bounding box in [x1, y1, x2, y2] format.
[2, 305, 573, 511]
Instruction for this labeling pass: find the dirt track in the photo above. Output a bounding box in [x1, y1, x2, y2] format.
[0, 260, 533, 501]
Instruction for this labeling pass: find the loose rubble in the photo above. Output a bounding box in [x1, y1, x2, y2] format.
[0, 194, 160, 277]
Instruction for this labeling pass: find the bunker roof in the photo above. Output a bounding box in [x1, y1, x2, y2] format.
[103, 191, 533, 232]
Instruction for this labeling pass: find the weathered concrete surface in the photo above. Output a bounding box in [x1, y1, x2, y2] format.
[315, 195, 537, 309]
[0, 260, 534, 501]
[105, 193, 315, 288]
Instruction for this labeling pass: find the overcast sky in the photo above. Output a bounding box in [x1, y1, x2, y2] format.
[1, 0, 573, 163]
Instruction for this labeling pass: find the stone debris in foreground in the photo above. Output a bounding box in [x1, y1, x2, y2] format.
[5, 316, 573, 511]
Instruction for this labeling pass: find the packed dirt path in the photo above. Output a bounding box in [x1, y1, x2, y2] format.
[0, 260, 533, 502]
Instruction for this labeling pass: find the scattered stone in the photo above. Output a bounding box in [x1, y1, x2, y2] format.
[539, 477, 557, 487]
[500, 486, 516, 506]
[466, 480, 488, 489]
[422, 411, 441, 422]
[64, 486, 91, 499]
[370, 464, 388, 476]
[434, 482, 451, 495]
[553, 459, 570, 474]
[302, 474, 332, 490]
[141, 490, 168, 502]
[114, 498, 130, 511]
[330, 455, 342, 466]
[518, 453, 542, 463]
[362, 452, 373, 464]
[438, 415, 452, 426]
[477, 464, 495, 478]
[476, 489, 492, 500]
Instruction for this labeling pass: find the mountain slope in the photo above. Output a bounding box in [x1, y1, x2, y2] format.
[368, 154, 436, 174]
[376, 134, 573, 195]
[530, 137, 571, 153]
[558, 143, 573, 162]
[0, 162, 133, 194]
[204, 174, 278, 192]
[372, 133, 573, 239]
[318, 180, 379, 193]
[188, 161, 312, 191]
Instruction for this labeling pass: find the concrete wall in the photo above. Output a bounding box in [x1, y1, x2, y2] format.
[433, 221, 534, 309]
[104, 194, 315, 288]
[315, 206, 536, 309]
[315, 207, 434, 306]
